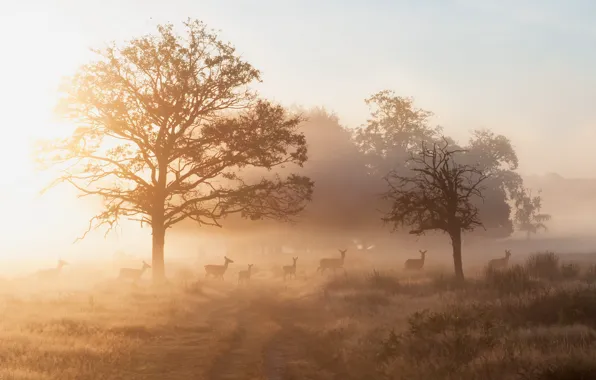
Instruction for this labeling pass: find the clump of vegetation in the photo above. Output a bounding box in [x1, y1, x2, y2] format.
[505, 286, 596, 328]
[525, 251, 561, 280]
[483, 264, 538, 295]
[378, 305, 504, 377]
[369, 284, 596, 379]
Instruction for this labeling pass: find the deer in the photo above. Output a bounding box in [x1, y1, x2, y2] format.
[238, 264, 253, 285]
[37, 259, 69, 280]
[205, 256, 234, 280]
[282, 257, 298, 281]
[488, 249, 511, 270]
[404, 250, 427, 271]
[118, 261, 151, 282]
[317, 249, 346, 274]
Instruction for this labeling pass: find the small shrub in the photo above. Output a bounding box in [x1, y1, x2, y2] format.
[559, 263, 580, 280]
[526, 252, 561, 280]
[378, 305, 504, 376]
[483, 265, 537, 295]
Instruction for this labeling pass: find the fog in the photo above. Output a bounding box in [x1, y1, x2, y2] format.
[1, 2, 596, 378]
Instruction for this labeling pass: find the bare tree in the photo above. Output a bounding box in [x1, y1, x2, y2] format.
[37, 20, 313, 283]
[381, 139, 489, 281]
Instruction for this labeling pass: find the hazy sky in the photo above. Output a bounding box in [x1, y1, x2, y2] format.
[2, 0, 596, 177]
[0, 0, 595, 262]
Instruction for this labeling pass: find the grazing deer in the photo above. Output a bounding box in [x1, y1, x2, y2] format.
[238, 264, 253, 285]
[488, 249, 511, 270]
[282, 257, 298, 281]
[317, 249, 347, 274]
[404, 250, 427, 271]
[205, 256, 234, 280]
[37, 259, 69, 280]
[118, 261, 151, 282]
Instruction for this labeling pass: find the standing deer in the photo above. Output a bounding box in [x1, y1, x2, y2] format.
[317, 249, 346, 274]
[404, 250, 427, 271]
[37, 259, 69, 280]
[118, 261, 151, 282]
[238, 264, 253, 285]
[205, 256, 234, 280]
[283, 257, 298, 281]
[488, 249, 511, 269]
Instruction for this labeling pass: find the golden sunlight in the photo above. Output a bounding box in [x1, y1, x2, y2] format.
[0, 6, 117, 262]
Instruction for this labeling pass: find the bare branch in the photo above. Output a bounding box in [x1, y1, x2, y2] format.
[382, 140, 489, 236]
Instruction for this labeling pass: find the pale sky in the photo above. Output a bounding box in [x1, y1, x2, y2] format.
[0, 0, 594, 264]
[3, 0, 596, 174]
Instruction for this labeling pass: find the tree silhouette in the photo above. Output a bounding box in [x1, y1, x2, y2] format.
[382, 139, 489, 281]
[459, 129, 524, 238]
[355, 90, 441, 176]
[38, 20, 313, 282]
[514, 188, 552, 239]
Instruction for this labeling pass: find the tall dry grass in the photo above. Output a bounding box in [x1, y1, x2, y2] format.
[0, 251, 594, 379]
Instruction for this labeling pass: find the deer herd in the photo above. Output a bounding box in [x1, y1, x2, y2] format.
[38, 248, 516, 284]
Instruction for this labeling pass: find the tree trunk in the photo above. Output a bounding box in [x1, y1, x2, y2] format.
[450, 228, 465, 282]
[152, 224, 166, 283]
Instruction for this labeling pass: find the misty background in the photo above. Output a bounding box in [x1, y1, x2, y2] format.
[1, 0, 596, 275]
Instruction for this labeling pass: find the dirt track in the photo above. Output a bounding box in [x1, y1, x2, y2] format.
[122, 281, 324, 380]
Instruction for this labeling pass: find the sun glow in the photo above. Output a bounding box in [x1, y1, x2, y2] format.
[0, 5, 143, 265]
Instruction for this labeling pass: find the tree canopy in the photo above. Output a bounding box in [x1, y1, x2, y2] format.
[382, 140, 489, 280]
[356, 91, 544, 240]
[39, 20, 313, 281]
[514, 188, 552, 239]
[355, 90, 441, 176]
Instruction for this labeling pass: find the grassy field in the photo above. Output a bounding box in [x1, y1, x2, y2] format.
[1, 252, 596, 379]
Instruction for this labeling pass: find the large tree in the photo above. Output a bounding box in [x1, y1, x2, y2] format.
[38, 20, 313, 282]
[354, 90, 441, 176]
[356, 90, 545, 240]
[382, 140, 489, 281]
[459, 129, 523, 238]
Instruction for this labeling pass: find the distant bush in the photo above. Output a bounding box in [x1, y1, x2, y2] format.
[526, 252, 561, 280]
[483, 264, 538, 295]
[506, 286, 596, 328]
[377, 304, 504, 377]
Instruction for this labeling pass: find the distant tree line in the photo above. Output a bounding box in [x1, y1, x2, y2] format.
[38, 19, 550, 282]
